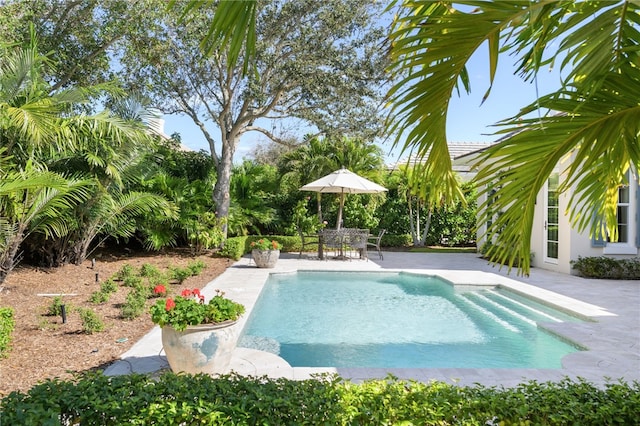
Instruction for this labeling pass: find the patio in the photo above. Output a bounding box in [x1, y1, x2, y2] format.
[105, 251, 640, 388]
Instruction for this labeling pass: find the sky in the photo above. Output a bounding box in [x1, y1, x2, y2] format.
[162, 41, 563, 165]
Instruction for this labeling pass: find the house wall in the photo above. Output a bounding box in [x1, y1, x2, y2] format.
[530, 180, 575, 275]
[530, 166, 639, 275]
[474, 162, 639, 276]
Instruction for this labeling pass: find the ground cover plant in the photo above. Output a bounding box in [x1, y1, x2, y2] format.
[0, 249, 230, 396]
[1, 372, 638, 425]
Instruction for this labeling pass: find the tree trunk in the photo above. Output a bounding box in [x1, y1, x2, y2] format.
[421, 210, 432, 246]
[0, 226, 27, 285]
[212, 134, 237, 239]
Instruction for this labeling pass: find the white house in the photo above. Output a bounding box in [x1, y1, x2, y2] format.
[454, 149, 640, 275]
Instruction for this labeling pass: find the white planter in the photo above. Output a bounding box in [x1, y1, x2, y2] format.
[161, 321, 239, 375]
[252, 249, 280, 268]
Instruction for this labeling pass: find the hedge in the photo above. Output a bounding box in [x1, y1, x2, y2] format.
[571, 256, 640, 279]
[1, 372, 638, 425]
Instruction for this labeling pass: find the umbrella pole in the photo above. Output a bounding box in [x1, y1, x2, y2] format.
[336, 191, 345, 230]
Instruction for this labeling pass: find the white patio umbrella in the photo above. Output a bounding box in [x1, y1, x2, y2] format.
[300, 168, 387, 229]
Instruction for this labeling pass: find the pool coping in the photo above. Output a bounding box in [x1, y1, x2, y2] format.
[105, 253, 640, 388]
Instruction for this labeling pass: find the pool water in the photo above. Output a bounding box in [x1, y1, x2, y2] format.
[238, 271, 583, 369]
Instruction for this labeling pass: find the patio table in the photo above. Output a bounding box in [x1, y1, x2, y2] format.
[319, 228, 368, 260]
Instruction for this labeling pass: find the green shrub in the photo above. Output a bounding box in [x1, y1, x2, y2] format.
[122, 274, 142, 288]
[220, 236, 247, 260]
[187, 259, 206, 276]
[0, 307, 15, 358]
[139, 263, 161, 278]
[1, 373, 638, 425]
[77, 308, 104, 334]
[88, 291, 110, 304]
[45, 296, 65, 316]
[120, 288, 148, 320]
[100, 279, 118, 294]
[170, 266, 192, 284]
[115, 264, 136, 281]
[571, 256, 640, 279]
[382, 233, 412, 247]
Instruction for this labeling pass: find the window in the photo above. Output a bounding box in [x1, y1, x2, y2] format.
[600, 178, 637, 255]
[545, 173, 559, 261]
[616, 184, 629, 243]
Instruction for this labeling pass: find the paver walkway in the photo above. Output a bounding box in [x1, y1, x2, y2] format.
[105, 251, 640, 388]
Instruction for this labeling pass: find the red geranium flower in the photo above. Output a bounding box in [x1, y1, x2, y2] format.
[192, 289, 201, 297]
[153, 284, 166, 295]
[181, 289, 192, 297]
[165, 298, 176, 311]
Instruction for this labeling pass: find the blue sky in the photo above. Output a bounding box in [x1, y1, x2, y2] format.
[163, 44, 562, 164]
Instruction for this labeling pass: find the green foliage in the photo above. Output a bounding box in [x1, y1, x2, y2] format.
[77, 308, 105, 334]
[571, 256, 640, 279]
[89, 291, 110, 304]
[120, 287, 148, 320]
[381, 233, 413, 248]
[139, 264, 168, 286]
[2, 372, 638, 425]
[187, 216, 225, 252]
[46, 296, 66, 317]
[149, 289, 244, 332]
[100, 279, 118, 294]
[139, 263, 161, 278]
[187, 260, 206, 276]
[169, 267, 192, 284]
[122, 275, 142, 288]
[115, 264, 136, 281]
[0, 307, 15, 358]
[220, 236, 247, 260]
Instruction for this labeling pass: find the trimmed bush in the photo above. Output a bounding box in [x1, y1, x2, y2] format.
[0, 307, 15, 358]
[220, 236, 247, 260]
[1, 372, 638, 425]
[571, 256, 640, 279]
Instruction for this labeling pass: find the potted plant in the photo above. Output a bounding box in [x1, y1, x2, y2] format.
[250, 238, 282, 268]
[150, 288, 245, 375]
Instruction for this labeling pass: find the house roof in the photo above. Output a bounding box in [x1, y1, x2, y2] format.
[387, 142, 494, 181]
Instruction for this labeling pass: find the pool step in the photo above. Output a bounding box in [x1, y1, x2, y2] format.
[467, 293, 538, 327]
[459, 290, 567, 333]
[483, 290, 564, 323]
[456, 294, 521, 333]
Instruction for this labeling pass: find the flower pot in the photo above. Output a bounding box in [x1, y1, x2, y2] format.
[161, 321, 239, 375]
[252, 249, 280, 268]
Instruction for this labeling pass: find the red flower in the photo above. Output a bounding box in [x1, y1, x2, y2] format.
[192, 289, 201, 297]
[199, 295, 205, 304]
[165, 298, 176, 311]
[181, 289, 192, 297]
[153, 285, 166, 295]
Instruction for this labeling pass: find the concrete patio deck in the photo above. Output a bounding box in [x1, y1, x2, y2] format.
[104, 251, 639, 388]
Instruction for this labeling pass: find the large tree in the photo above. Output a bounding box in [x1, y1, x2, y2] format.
[118, 0, 389, 236]
[0, 0, 143, 91]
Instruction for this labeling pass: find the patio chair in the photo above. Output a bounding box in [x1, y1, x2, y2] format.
[321, 229, 345, 259]
[366, 229, 386, 260]
[343, 228, 369, 259]
[297, 226, 319, 258]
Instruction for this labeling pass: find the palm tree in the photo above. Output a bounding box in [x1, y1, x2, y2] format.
[0, 39, 95, 280]
[387, 1, 640, 274]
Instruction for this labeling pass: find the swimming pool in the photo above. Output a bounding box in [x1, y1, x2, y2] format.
[238, 271, 583, 369]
